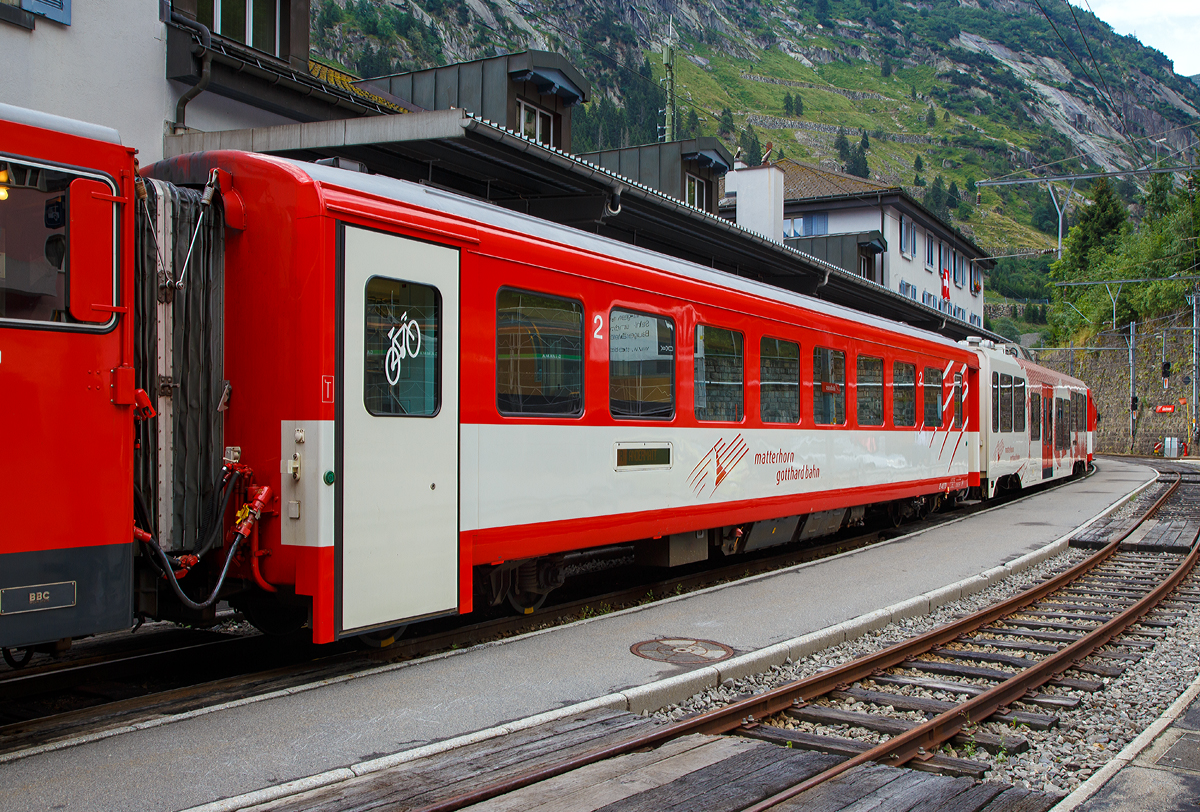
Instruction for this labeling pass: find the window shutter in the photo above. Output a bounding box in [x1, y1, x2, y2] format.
[22, 0, 70, 25]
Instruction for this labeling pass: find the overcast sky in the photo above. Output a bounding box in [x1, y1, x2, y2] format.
[1070, 0, 1200, 77]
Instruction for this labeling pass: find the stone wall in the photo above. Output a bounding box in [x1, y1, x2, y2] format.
[1036, 312, 1197, 455]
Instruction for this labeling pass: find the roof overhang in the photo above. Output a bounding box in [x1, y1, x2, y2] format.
[162, 111, 999, 341]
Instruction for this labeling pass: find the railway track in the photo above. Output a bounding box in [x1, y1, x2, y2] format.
[307, 467, 1198, 812]
[0, 474, 1074, 758]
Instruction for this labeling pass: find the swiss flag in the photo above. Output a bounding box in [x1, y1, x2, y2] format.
[941, 265, 950, 300]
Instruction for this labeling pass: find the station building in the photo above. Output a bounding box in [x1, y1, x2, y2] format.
[721, 159, 989, 330]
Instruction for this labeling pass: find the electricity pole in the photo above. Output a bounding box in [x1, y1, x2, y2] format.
[662, 19, 676, 143]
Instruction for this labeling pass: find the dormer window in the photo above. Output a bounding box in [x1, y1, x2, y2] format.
[198, 0, 280, 56]
[518, 99, 555, 147]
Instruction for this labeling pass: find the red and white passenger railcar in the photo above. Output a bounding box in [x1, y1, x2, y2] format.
[5, 105, 1092, 657]
[967, 340, 1092, 498]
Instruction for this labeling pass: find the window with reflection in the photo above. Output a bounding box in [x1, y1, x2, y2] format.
[991, 371, 1000, 432]
[1014, 378, 1026, 432]
[496, 289, 583, 416]
[761, 337, 800, 424]
[893, 362, 916, 427]
[1030, 391, 1042, 441]
[924, 366, 943, 428]
[857, 355, 883, 426]
[0, 159, 89, 324]
[610, 309, 675, 419]
[364, 276, 439, 417]
[813, 347, 846, 425]
[999, 373, 1013, 432]
[694, 325, 743, 422]
[953, 373, 963, 429]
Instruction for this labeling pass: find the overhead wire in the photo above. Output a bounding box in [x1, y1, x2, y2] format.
[1060, 0, 1145, 163]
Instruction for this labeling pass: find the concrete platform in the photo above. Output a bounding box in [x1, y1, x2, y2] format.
[0, 458, 1156, 812]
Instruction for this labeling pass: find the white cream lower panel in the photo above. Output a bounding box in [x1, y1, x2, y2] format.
[463, 423, 974, 532]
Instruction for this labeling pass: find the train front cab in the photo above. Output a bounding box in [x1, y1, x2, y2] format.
[0, 107, 138, 654]
[971, 340, 1088, 499]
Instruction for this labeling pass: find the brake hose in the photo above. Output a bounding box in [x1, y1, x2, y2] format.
[134, 484, 272, 612]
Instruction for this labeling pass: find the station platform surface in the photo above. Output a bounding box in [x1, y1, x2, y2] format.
[1063, 669, 1200, 812]
[0, 458, 1157, 812]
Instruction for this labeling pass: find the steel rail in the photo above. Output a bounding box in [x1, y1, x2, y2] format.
[745, 474, 1194, 810]
[412, 471, 1175, 812]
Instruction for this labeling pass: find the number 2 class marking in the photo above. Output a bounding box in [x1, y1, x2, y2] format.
[593, 314, 604, 340]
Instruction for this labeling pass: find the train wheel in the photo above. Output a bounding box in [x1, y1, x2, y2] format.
[357, 626, 408, 649]
[887, 502, 903, 527]
[2, 647, 33, 669]
[507, 589, 548, 615]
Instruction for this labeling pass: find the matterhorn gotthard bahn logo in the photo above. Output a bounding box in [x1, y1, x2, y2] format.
[688, 436, 819, 498]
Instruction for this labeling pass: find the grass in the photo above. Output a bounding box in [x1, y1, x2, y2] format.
[647, 33, 1064, 253]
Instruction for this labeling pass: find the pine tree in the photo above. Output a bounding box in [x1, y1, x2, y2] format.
[926, 107, 936, 128]
[926, 175, 949, 219]
[794, 92, 803, 116]
[846, 145, 870, 178]
[717, 107, 735, 137]
[783, 92, 794, 117]
[860, 130, 870, 151]
[881, 56, 893, 77]
[1056, 177, 1128, 280]
[911, 84, 917, 100]
[739, 126, 763, 166]
[835, 127, 850, 162]
[681, 109, 700, 139]
[948, 180, 961, 209]
[914, 155, 923, 172]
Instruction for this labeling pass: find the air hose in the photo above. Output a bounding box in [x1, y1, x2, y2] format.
[134, 484, 272, 612]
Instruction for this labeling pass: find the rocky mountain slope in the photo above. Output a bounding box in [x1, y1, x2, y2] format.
[311, 0, 1200, 255]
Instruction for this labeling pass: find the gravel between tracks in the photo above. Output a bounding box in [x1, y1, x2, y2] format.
[652, 542, 1200, 795]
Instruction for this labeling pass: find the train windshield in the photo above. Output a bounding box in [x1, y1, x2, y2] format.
[0, 159, 80, 324]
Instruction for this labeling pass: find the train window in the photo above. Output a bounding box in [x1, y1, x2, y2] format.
[610, 309, 675, 419]
[694, 325, 744, 422]
[924, 366, 943, 428]
[991, 372, 1000, 432]
[813, 346, 846, 425]
[364, 277, 440, 417]
[953, 373, 963, 429]
[857, 355, 884, 426]
[1014, 379, 1026, 433]
[0, 160, 98, 325]
[893, 362, 916, 427]
[496, 289, 583, 416]
[999, 373, 1013, 433]
[1056, 398, 1068, 450]
[761, 337, 800, 424]
[1030, 392, 1042, 441]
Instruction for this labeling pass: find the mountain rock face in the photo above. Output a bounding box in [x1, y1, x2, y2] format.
[311, 0, 1199, 249]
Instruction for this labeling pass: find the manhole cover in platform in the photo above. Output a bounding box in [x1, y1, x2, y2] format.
[630, 638, 734, 664]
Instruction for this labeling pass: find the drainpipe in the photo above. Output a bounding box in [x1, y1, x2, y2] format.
[878, 192, 884, 286]
[171, 12, 213, 133]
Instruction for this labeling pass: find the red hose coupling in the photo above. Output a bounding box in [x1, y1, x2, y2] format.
[134, 525, 153, 543]
[234, 485, 273, 538]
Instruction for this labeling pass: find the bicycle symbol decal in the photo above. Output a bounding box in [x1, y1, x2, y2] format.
[385, 311, 422, 387]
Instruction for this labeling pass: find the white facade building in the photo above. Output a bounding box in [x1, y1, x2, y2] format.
[724, 159, 990, 331]
[0, 0, 398, 163]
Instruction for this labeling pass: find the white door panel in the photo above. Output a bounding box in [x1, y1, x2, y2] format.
[340, 225, 459, 632]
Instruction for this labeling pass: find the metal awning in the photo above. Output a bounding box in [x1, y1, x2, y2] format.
[163, 111, 996, 340]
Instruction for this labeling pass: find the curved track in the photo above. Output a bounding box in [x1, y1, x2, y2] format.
[410, 467, 1200, 811]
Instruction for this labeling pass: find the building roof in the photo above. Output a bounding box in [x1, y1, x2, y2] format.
[773, 158, 894, 199]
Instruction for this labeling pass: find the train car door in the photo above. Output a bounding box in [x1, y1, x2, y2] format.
[337, 224, 459, 634]
[1042, 386, 1053, 479]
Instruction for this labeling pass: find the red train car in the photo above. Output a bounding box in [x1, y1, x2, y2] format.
[6, 105, 1092, 660]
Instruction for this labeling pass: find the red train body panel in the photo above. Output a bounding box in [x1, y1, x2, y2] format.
[0, 107, 1092, 653]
